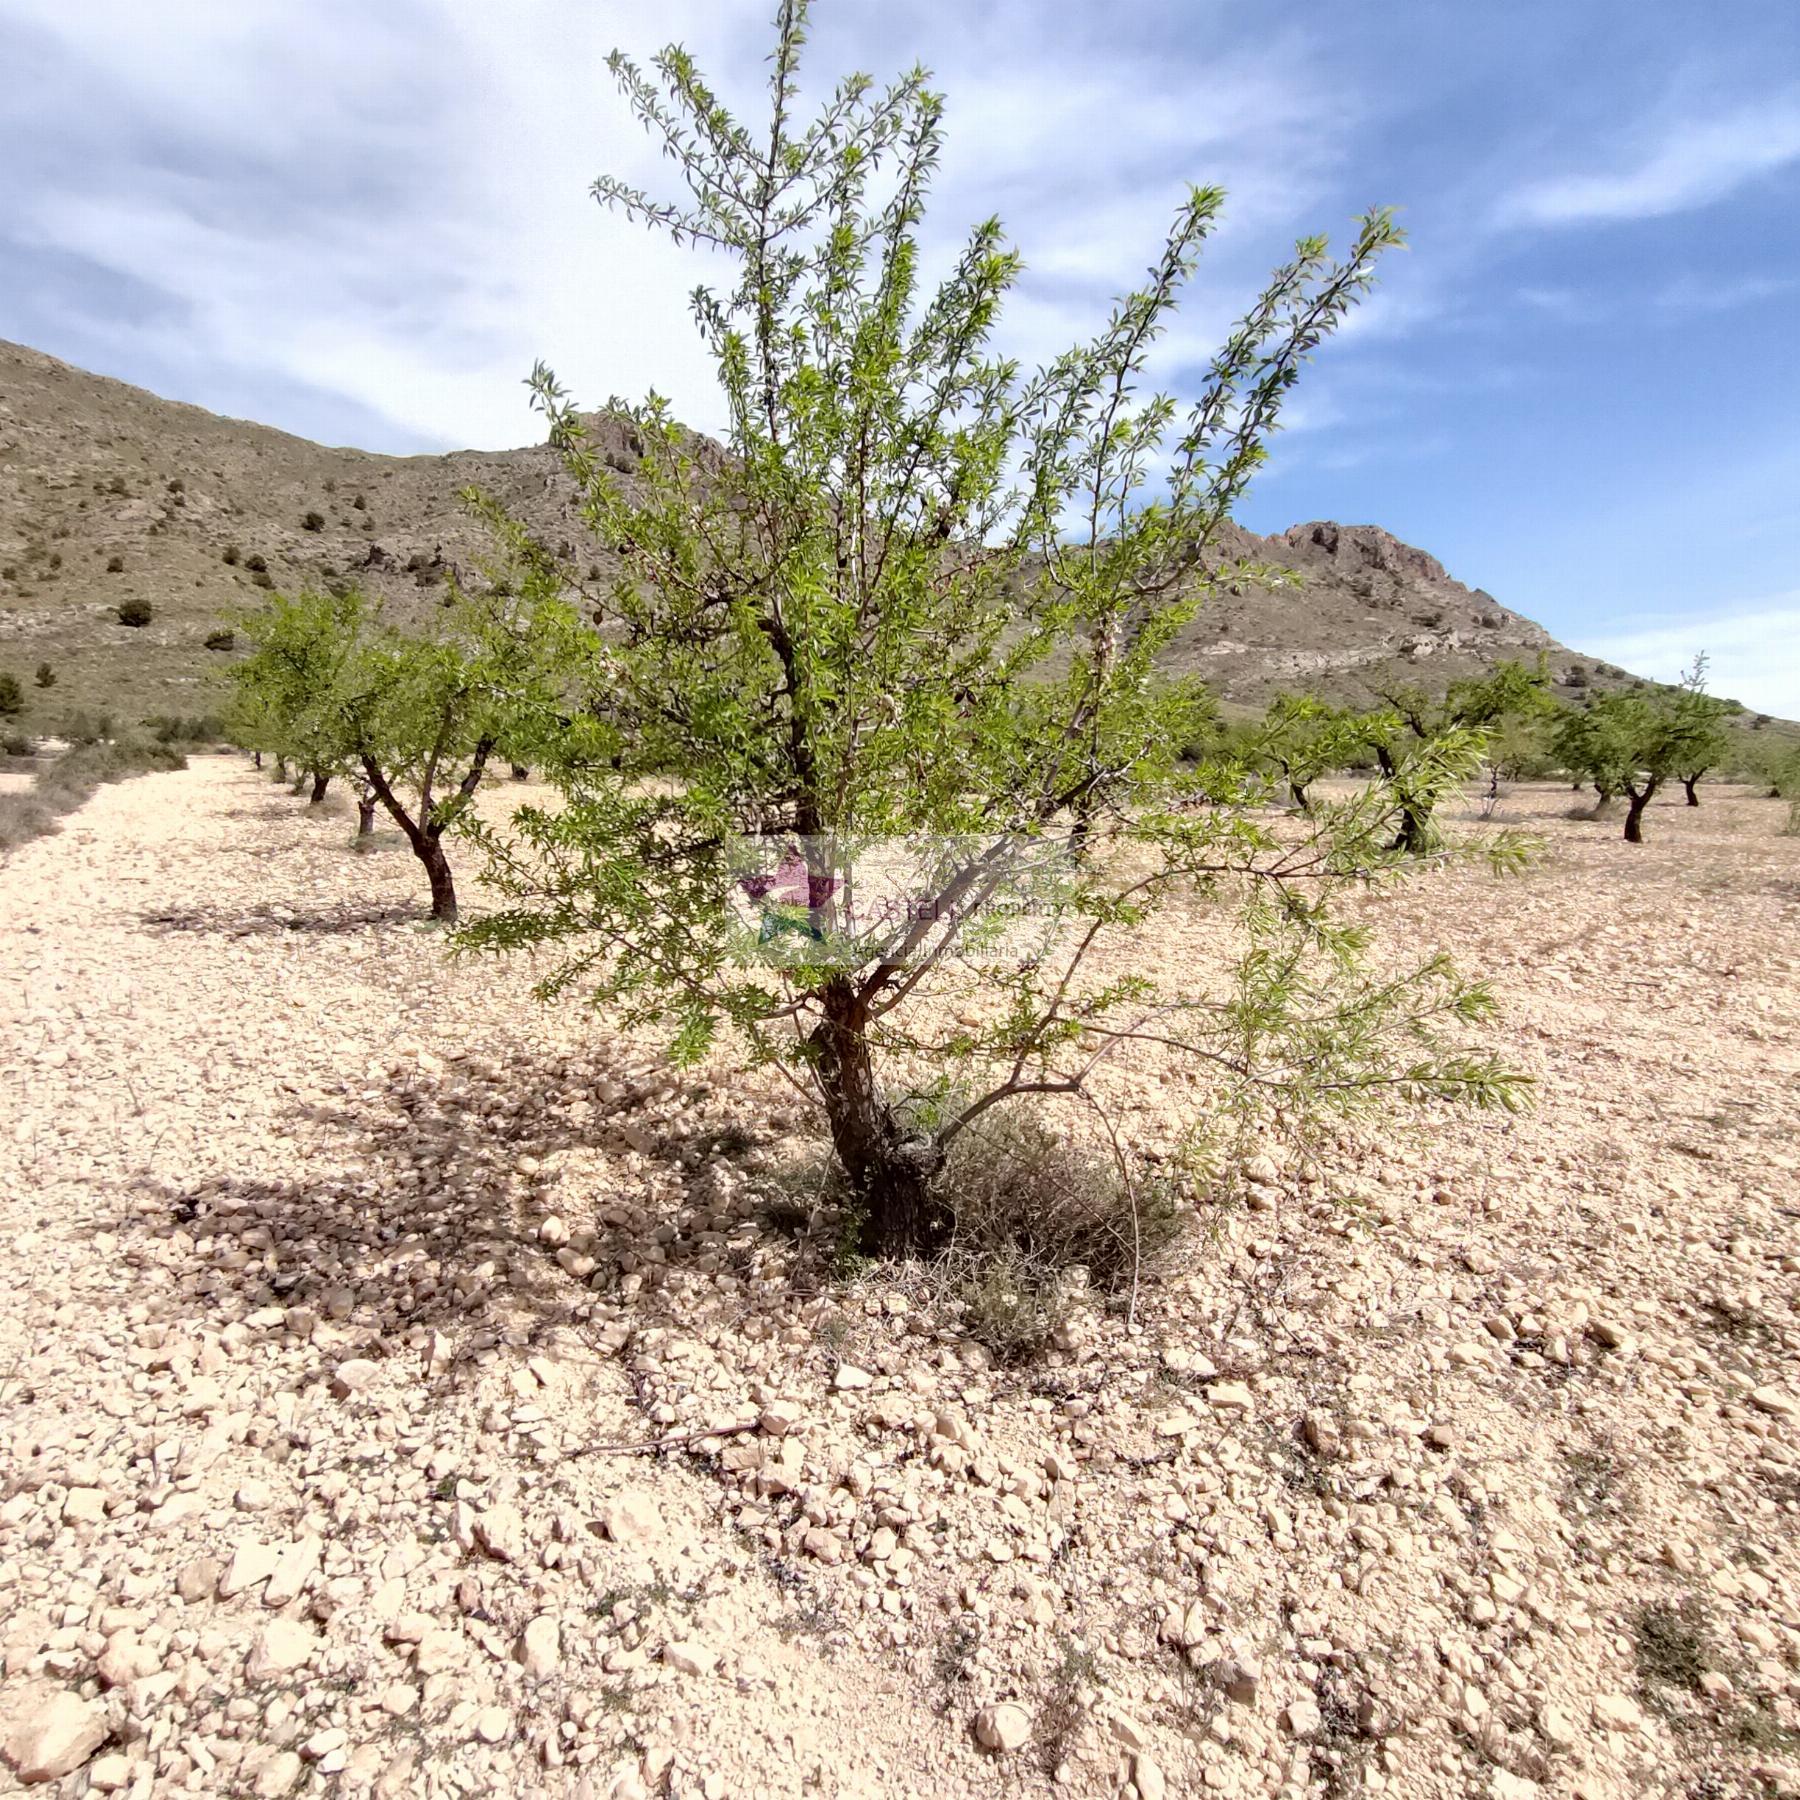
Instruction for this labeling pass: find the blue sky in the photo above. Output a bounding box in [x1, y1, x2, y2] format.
[2, 0, 1797, 713]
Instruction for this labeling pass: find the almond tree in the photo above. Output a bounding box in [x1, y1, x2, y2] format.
[1256, 695, 1357, 812]
[224, 588, 366, 804]
[464, 1, 1529, 1255]
[1554, 664, 1725, 843]
[232, 585, 570, 918]
[1358, 660, 1556, 853]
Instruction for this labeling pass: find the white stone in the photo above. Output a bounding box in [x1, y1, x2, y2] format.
[972, 1703, 1031, 1753]
[2, 1687, 108, 1782]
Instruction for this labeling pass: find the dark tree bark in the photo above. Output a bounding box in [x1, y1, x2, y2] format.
[1683, 775, 1700, 806]
[309, 771, 330, 805]
[510, 764, 530, 781]
[1623, 778, 1658, 843]
[357, 796, 377, 837]
[1289, 779, 1312, 813]
[811, 975, 948, 1256]
[253, 750, 262, 770]
[421, 837, 458, 920]
[274, 755, 289, 781]
[289, 773, 307, 796]
[359, 738, 495, 922]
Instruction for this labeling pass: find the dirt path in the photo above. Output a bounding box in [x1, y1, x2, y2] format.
[0, 761, 1796, 1799]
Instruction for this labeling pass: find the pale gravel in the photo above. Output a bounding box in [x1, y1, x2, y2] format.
[0, 759, 1795, 1800]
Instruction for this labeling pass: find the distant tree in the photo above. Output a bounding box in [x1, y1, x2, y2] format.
[459, 2, 1528, 1257]
[34, 662, 56, 690]
[233, 582, 572, 916]
[1256, 694, 1355, 812]
[227, 590, 366, 804]
[1668, 654, 1736, 805]
[0, 673, 22, 716]
[117, 598, 153, 627]
[1553, 662, 1724, 843]
[1358, 660, 1556, 853]
[334, 584, 573, 917]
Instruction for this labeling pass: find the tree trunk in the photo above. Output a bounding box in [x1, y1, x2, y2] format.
[1683, 776, 1699, 806]
[1290, 780, 1311, 813]
[357, 798, 377, 837]
[274, 756, 289, 781]
[289, 774, 307, 796]
[253, 750, 262, 770]
[309, 772, 330, 805]
[510, 764, 530, 781]
[420, 835, 458, 921]
[1623, 786, 1654, 843]
[811, 976, 946, 1255]
[1390, 803, 1429, 856]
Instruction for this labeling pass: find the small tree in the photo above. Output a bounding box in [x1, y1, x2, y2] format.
[234, 581, 573, 916]
[228, 590, 366, 804]
[34, 662, 56, 690]
[1359, 661, 1556, 853]
[117, 598, 153, 628]
[1256, 695, 1355, 812]
[302, 511, 326, 533]
[0, 673, 22, 716]
[1554, 664, 1723, 843]
[461, 4, 1529, 1258]
[1668, 653, 1735, 805]
[337, 583, 573, 918]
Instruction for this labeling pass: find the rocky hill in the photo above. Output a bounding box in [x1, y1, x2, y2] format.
[0, 338, 1618, 723]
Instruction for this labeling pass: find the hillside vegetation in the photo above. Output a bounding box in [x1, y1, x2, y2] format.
[2, 338, 1649, 728]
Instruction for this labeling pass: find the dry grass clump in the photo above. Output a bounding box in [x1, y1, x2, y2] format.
[0, 736, 186, 855]
[935, 1109, 1186, 1362]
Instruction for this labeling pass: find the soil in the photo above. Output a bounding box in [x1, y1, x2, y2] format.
[0, 762, 1795, 1798]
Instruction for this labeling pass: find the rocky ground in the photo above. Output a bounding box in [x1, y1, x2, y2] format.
[0, 760, 1796, 1799]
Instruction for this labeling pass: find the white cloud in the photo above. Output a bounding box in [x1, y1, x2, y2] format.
[1587, 594, 1800, 720]
[1499, 96, 1800, 226]
[0, 0, 1362, 452]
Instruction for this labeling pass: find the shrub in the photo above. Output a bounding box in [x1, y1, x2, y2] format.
[143, 713, 225, 745]
[204, 629, 236, 652]
[1, 732, 34, 757]
[106, 554, 125, 573]
[222, 544, 241, 566]
[251, 570, 275, 590]
[0, 673, 22, 716]
[0, 736, 185, 857]
[34, 662, 55, 689]
[352, 493, 367, 511]
[117, 598, 153, 627]
[244, 552, 268, 573]
[167, 477, 184, 494]
[936, 1110, 1185, 1361]
[302, 510, 325, 532]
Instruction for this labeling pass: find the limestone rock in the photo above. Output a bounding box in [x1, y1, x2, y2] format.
[972, 1703, 1031, 1753]
[2, 1687, 108, 1782]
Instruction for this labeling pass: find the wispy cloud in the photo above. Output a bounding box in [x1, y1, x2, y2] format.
[1587, 594, 1800, 720]
[1498, 96, 1800, 226]
[0, 0, 1356, 452]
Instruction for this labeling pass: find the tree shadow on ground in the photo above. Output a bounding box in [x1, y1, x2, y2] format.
[138, 901, 421, 936]
[111, 1041, 796, 1355]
